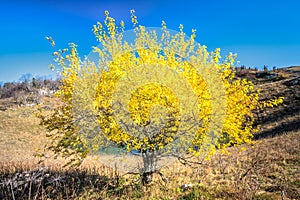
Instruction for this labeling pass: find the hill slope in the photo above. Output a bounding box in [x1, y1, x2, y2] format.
[0, 66, 299, 199]
[253, 66, 300, 138]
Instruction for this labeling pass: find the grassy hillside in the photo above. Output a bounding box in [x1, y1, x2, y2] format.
[253, 66, 300, 139]
[0, 67, 299, 199]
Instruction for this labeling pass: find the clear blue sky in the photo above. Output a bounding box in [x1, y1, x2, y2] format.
[1, 0, 300, 82]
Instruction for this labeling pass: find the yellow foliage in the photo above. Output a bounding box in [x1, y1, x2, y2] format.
[38, 11, 283, 166]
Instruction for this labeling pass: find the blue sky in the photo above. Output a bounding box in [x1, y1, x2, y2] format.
[0, 0, 299, 82]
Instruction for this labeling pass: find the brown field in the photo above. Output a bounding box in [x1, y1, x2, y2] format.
[0, 67, 299, 199]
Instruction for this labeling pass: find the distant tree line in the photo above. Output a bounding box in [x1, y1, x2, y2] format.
[0, 74, 61, 107]
[233, 65, 280, 81]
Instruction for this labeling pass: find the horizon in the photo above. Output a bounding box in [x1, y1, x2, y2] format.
[1, 0, 300, 82]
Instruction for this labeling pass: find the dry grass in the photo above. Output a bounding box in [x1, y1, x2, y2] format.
[0, 67, 299, 199]
[0, 106, 47, 162]
[0, 104, 299, 199]
[0, 129, 299, 199]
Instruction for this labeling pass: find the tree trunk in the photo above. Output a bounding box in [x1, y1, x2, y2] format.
[141, 151, 157, 185]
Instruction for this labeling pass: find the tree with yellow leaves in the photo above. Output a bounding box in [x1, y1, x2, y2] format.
[38, 10, 283, 184]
